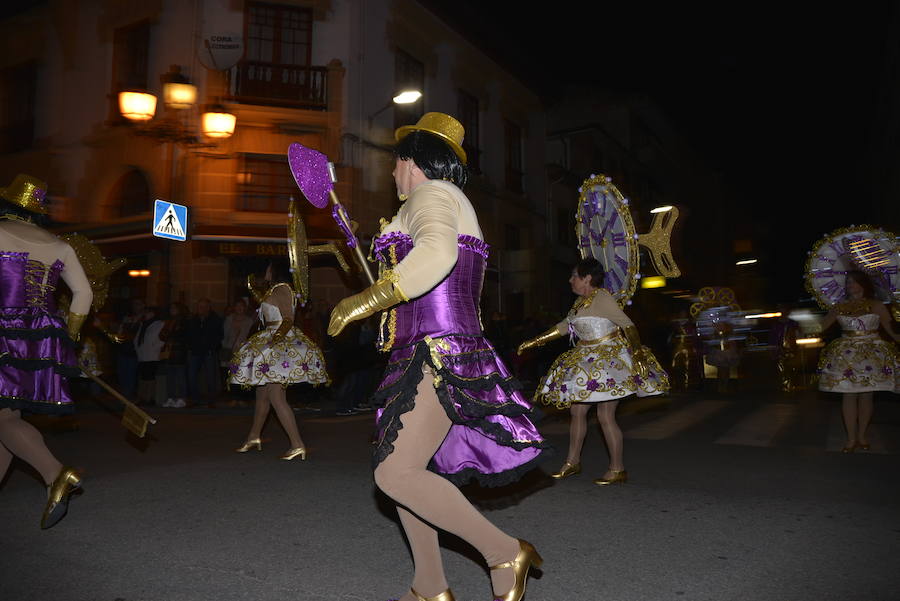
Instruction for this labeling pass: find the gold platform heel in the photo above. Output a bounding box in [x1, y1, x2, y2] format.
[281, 447, 307, 461]
[490, 538, 543, 601]
[549, 462, 580, 479]
[235, 438, 262, 453]
[594, 469, 628, 486]
[41, 466, 82, 529]
[411, 587, 455, 601]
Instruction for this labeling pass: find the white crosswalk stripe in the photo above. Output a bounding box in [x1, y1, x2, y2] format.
[625, 400, 729, 440]
[715, 403, 798, 447]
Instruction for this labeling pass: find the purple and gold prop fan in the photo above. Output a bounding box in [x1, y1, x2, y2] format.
[287, 143, 331, 208]
[805, 225, 900, 310]
[287, 143, 375, 284]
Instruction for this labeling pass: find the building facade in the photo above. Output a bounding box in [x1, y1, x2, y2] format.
[0, 0, 548, 321]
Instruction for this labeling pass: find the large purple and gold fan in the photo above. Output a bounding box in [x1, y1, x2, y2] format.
[287, 143, 375, 284]
[576, 174, 681, 307]
[805, 225, 899, 309]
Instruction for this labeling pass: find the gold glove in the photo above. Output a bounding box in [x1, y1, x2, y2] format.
[67, 312, 88, 342]
[272, 318, 293, 344]
[517, 327, 563, 355]
[247, 274, 268, 304]
[623, 325, 651, 380]
[328, 275, 407, 336]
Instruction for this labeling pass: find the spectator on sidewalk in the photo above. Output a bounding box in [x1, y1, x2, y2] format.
[186, 298, 223, 406]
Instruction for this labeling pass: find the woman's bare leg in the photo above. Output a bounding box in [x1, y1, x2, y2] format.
[596, 400, 623, 476]
[267, 383, 304, 449]
[396, 506, 448, 600]
[841, 393, 858, 447]
[565, 403, 590, 464]
[857, 392, 874, 445]
[246, 385, 271, 441]
[0, 408, 63, 485]
[373, 374, 519, 598]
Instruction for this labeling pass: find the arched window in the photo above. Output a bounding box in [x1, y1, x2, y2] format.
[110, 168, 151, 218]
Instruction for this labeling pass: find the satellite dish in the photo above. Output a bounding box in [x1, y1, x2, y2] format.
[199, 31, 244, 71]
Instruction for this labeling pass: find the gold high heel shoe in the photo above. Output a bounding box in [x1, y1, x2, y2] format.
[550, 462, 580, 479]
[490, 538, 543, 601]
[594, 469, 627, 486]
[235, 438, 262, 453]
[281, 447, 307, 461]
[411, 587, 455, 601]
[41, 466, 82, 529]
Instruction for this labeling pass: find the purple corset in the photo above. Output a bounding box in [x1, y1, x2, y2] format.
[373, 232, 489, 350]
[0, 251, 64, 312]
[1, 250, 76, 413]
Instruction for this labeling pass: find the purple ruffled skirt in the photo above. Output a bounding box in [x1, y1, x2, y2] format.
[373, 335, 548, 487]
[0, 308, 79, 414]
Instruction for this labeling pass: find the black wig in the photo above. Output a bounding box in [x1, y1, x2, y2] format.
[0, 197, 49, 226]
[394, 130, 468, 189]
[574, 257, 606, 289]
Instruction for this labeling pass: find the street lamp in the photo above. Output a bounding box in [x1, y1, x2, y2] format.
[118, 66, 235, 141]
[201, 104, 237, 138]
[368, 89, 423, 125]
[119, 91, 157, 121]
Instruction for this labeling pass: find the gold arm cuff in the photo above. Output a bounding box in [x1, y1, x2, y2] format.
[382, 269, 409, 302]
[517, 327, 563, 355]
[67, 312, 88, 342]
[272, 318, 293, 343]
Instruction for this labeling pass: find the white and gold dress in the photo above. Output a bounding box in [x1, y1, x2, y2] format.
[818, 313, 899, 393]
[536, 289, 668, 408]
[228, 283, 329, 388]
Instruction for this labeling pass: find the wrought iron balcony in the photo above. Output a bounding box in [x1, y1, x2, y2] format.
[226, 61, 328, 110]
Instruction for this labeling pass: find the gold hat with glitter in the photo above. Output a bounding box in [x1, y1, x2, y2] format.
[395, 112, 467, 165]
[0, 173, 49, 214]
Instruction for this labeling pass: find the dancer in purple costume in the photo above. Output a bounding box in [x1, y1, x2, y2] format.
[0, 174, 92, 528]
[328, 113, 546, 601]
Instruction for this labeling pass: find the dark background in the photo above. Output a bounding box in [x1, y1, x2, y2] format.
[430, 2, 896, 301]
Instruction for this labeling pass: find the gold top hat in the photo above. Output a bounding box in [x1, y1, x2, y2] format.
[0, 173, 49, 214]
[395, 112, 467, 165]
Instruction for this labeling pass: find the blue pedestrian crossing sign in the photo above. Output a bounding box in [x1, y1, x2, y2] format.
[152, 199, 188, 241]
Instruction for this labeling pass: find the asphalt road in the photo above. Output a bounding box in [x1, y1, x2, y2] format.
[2, 390, 899, 601]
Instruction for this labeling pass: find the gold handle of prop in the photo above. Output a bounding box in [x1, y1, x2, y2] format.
[329, 189, 375, 285]
[637, 207, 681, 278]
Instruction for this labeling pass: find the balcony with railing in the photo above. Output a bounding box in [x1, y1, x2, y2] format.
[225, 61, 328, 110]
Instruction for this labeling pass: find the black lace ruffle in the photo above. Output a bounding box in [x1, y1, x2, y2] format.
[0, 355, 81, 378]
[371, 341, 549, 488]
[0, 394, 76, 415]
[0, 325, 75, 345]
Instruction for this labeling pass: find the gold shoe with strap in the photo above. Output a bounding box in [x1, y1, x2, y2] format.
[411, 588, 455, 601]
[550, 462, 580, 479]
[490, 539, 543, 601]
[235, 438, 262, 453]
[41, 466, 82, 529]
[594, 469, 627, 486]
[281, 447, 307, 461]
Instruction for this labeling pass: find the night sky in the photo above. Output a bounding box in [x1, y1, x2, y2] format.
[435, 2, 896, 301]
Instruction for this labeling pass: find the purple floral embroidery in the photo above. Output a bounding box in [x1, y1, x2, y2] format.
[301, 362, 309, 371]
[586, 379, 599, 391]
[633, 374, 644, 385]
[606, 378, 616, 387]
[228, 364, 239, 374]
[560, 384, 568, 393]
[843, 368, 854, 378]
[548, 382, 556, 391]
[282, 361, 291, 369]
[865, 365, 872, 372]
[587, 357, 595, 363]
[884, 366, 893, 375]
[259, 363, 270, 373]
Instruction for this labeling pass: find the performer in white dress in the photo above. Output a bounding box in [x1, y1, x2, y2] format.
[229, 265, 329, 460]
[817, 270, 899, 452]
[519, 258, 668, 485]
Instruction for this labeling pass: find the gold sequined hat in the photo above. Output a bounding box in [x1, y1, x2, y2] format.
[0, 173, 49, 214]
[395, 112, 467, 165]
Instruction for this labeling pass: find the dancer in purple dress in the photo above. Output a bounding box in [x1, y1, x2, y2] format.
[328, 113, 547, 601]
[0, 174, 92, 528]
